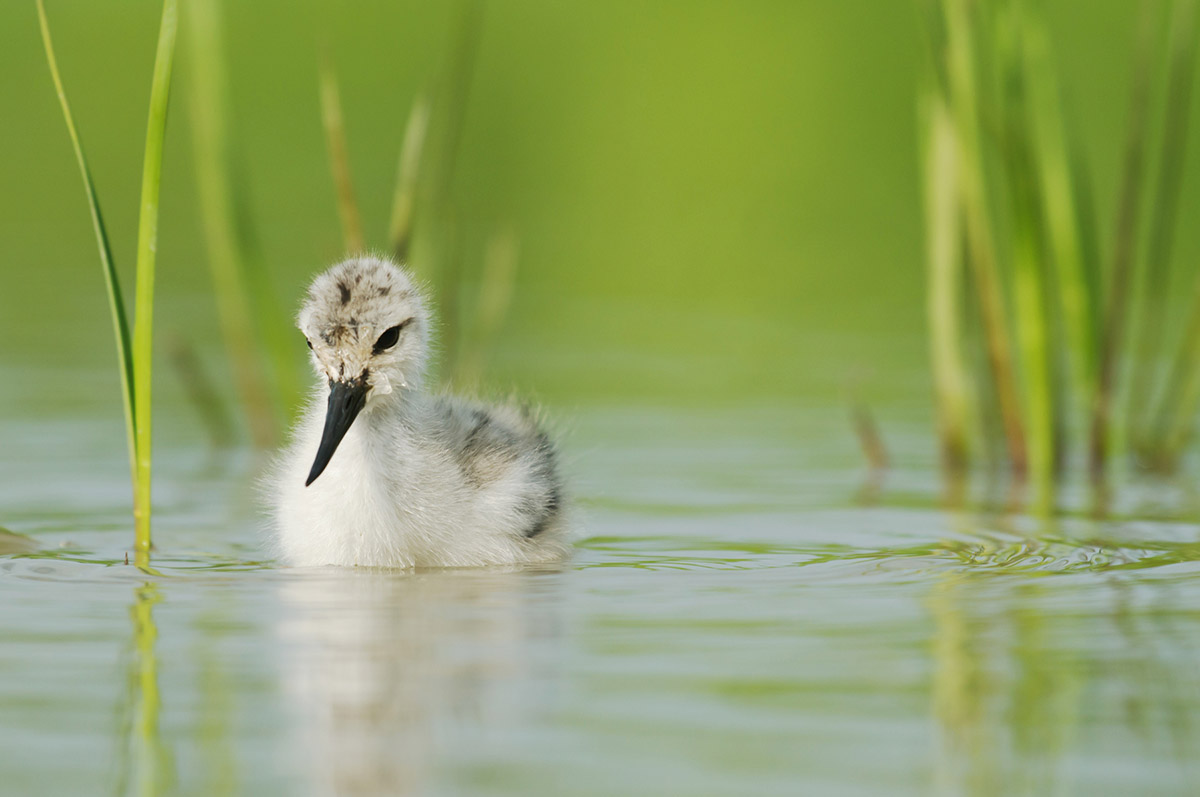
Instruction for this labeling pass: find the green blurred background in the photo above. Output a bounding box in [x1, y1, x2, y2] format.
[3, 0, 1198, 421]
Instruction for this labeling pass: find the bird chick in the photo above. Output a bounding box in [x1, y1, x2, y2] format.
[268, 256, 567, 568]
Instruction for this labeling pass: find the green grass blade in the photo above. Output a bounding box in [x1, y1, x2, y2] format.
[1089, 0, 1159, 486]
[227, 133, 303, 421]
[238, 242, 304, 423]
[425, 0, 483, 213]
[388, 95, 431, 263]
[1155, 311, 1200, 462]
[412, 0, 482, 303]
[186, 0, 279, 448]
[133, 0, 179, 563]
[37, 0, 138, 491]
[921, 89, 973, 474]
[997, 0, 1056, 512]
[318, 56, 365, 255]
[941, 0, 1028, 477]
[1022, 0, 1100, 397]
[456, 228, 519, 389]
[1140, 0, 1200, 460]
[165, 333, 235, 449]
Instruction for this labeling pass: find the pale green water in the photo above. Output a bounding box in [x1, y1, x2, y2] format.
[2, 389, 1199, 796]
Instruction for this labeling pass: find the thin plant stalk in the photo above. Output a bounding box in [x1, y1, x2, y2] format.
[389, 95, 430, 263]
[1089, 0, 1159, 486]
[1022, 1, 1100, 399]
[318, 57, 365, 254]
[133, 0, 179, 561]
[223, 143, 304, 421]
[456, 228, 519, 388]
[941, 0, 1028, 477]
[37, 0, 138, 493]
[166, 333, 236, 449]
[423, 0, 482, 217]
[413, 0, 482, 314]
[997, 0, 1056, 512]
[1139, 0, 1200, 460]
[1154, 309, 1200, 463]
[922, 90, 972, 474]
[186, 0, 278, 448]
[437, 220, 467, 380]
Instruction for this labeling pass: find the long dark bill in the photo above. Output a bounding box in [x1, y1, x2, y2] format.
[306, 379, 369, 486]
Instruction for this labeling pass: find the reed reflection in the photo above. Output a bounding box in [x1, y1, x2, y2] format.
[114, 583, 173, 797]
[929, 510, 1200, 795]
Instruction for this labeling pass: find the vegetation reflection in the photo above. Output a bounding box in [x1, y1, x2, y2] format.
[115, 584, 172, 797]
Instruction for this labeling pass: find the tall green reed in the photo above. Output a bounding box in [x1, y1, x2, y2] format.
[921, 0, 1199, 511]
[994, 0, 1058, 511]
[389, 96, 431, 263]
[1137, 0, 1200, 465]
[921, 91, 973, 475]
[1089, 0, 1158, 487]
[316, 0, 515, 388]
[38, 0, 178, 564]
[930, 0, 1028, 479]
[318, 56, 366, 255]
[186, 0, 298, 447]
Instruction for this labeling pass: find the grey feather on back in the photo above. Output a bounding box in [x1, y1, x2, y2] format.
[437, 398, 564, 539]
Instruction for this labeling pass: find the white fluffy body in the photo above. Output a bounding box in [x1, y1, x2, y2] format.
[268, 256, 568, 568]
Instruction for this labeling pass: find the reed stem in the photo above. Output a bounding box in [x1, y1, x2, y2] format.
[1022, 2, 1100, 399]
[186, 0, 279, 448]
[37, 0, 138, 498]
[997, 0, 1056, 512]
[922, 90, 972, 474]
[389, 96, 431, 263]
[1089, 0, 1158, 487]
[1139, 0, 1200, 462]
[942, 0, 1028, 477]
[318, 57, 365, 255]
[456, 229, 519, 388]
[133, 0, 179, 562]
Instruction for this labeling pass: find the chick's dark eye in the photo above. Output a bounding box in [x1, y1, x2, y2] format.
[373, 323, 403, 353]
[305, 337, 313, 350]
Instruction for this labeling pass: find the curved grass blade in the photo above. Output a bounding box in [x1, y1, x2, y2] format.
[1023, 2, 1100, 399]
[133, 0, 179, 564]
[921, 89, 972, 475]
[417, 0, 483, 380]
[941, 0, 1028, 478]
[388, 94, 430, 262]
[186, 0, 280, 447]
[1089, 0, 1158, 487]
[37, 0, 138, 490]
[1139, 0, 1200, 463]
[995, 3, 1056, 513]
[318, 56, 365, 255]
[455, 227, 519, 388]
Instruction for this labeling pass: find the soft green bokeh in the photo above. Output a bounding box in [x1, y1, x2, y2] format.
[8, 0, 1198, 421]
[4, 6, 1200, 794]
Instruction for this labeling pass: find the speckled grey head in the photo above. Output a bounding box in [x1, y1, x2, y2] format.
[298, 256, 430, 397]
[298, 257, 430, 485]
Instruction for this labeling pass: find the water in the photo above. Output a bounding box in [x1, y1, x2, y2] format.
[2, 396, 1199, 796]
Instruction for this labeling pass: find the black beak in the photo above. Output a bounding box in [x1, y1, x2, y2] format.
[306, 378, 369, 486]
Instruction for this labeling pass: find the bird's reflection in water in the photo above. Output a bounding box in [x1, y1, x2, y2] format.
[276, 566, 562, 796]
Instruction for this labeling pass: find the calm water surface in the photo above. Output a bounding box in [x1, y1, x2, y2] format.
[1, 391, 1199, 796]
